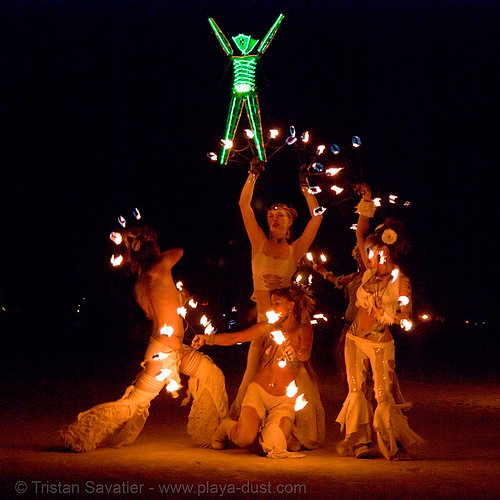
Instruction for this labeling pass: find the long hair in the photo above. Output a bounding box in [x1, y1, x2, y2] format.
[271, 283, 315, 324]
[121, 226, 160, 275]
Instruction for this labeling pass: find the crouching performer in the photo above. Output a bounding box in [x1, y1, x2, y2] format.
[60, 226, 228, 452]
[192, 285, 323, 458]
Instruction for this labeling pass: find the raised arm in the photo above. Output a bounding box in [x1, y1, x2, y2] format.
[191, 322, 268, 349]
[355, 184, 376, 271]
[291, 185, 323, 260]
[239, 159, 267, 251]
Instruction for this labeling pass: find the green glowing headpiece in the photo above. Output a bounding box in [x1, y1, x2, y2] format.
[232, 34, 259, 55]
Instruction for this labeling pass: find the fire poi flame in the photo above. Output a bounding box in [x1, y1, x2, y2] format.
[325, 167, 343, 176]
[160, 324, 174, 337]
[400, 319, 413, 331]
[320, 253, 327, 263]
[270, 330, 286, 345]
[155, 368, 172, 382]
[330, 185, 344, 195]
[177, 307, 187, 318]
[176, 281, 183, 291]
[165, 379, 181, 393]
[109, 232, 122, 245]
[265, 310, 281, 324]
[391, 268, 400, 283]
[188, 299, 198, 308]
[286, 380, 298, 397]
[278, 359, 287, 368]
[398, 296, 410, 307]
[110, 254, 123, 267]
[294, 394, 308, 411]
[306, 252, 313, 262]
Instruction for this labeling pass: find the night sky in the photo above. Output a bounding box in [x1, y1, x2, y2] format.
[1, 1, 497, 373]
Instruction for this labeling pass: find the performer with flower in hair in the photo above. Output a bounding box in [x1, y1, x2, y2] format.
[60, 226, 228, 452]
[335, 184, 424, 460]
[192, 285, 319, 458]
[229, 158, 325, 450]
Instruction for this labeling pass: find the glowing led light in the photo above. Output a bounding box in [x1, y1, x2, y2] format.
[270, 330, 286, 345]
[118, 216, 127, 228]
[286, 380, 298, 397]
[278, 359, 287, 368]
[398, 295, 410, 306]
[313, 206, 326, 216]
[308, 186, 322, 195]
[400, 319, 413, 331]
[176, 281, 183, 291]
[269, 129, 279, 139]
[110, 232, 122, 245]
[373, 198, 382, 207]
[311, 162, 323, 172]
[306, 252, 313, 262]
[325, 167, 343, 176]
[330, 144, 340, 154]
[330, 185, 344, 195]
[301, 131, 310, 142]
[289, 125, 296, 137]
[110, 254, 123, 267]
[391, 268, 400, 283]
[207, 152, 218, 161]
[316, 145, 326, 156]
[133, 208, 141, 220]
[155, 368, 172, 382]
[294, 394, 308, 411]
[244, 128, 254, 139]
[266, 310, 281, 324]
[177, 307, 187, 318]
[286, 136, 298, 145]
[166, 380, 181, 393]
[160, 324, 174, 337]
[231, 306, 238, 312]
[188, 299, 198, 308]
[352, 136, 362, 148]
[320, 253, 327, 263]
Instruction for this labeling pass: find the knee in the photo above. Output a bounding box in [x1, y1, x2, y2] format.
[232, 426, 258, 448]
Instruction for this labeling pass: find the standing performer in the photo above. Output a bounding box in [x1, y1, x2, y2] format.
[336, 185, 424, 460]
[192, 286, 314, 458]
[208, 14, 284, 164]
[60, 226, 228, 452]
[230, 158, 325, 450]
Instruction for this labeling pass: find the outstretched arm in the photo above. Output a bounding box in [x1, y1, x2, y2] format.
[208, 18, 233, 56]
[292, 185, 323, 260]
[257, 13, 285, 54]
[239, 159, 267, 251]
[355, 184, 376, 271]
[191, 322, 268, 349]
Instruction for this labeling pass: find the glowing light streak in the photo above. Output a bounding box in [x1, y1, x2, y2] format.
[286, 380, 298, 397]
[294, 394, 308, 411]
[325, 167, 343, 176]
[110, 232, 122, 245]
[133, 208, 141, 220]
[313, 313, 328, 321]
[330, 185, 344, 195]
[160, 324, 174, 337]
[400, 319, 413, 331]
[177, 307, 187, 318]
[270, 330, 286, 345]
[266, 310, 281, 324]
[110, 254, 123, 267]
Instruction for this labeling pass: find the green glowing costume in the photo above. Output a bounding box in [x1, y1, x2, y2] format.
[209, 14, 284, 164]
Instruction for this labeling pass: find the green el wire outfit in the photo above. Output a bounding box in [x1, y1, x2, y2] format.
[208, 14, 284, 164]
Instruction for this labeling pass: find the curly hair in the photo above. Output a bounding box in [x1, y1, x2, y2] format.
[120, 226, 160, 275]
[271, 284, 315, 324]
[365, 217, 410, 265]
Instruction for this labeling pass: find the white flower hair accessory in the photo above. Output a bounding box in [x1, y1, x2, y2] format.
[381, 228, 398, 245]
